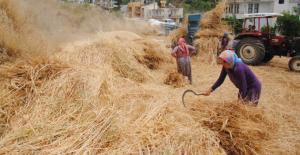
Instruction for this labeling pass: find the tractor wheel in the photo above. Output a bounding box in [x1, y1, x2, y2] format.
[262, 53, 274, 63]
[235, 38, 265, 65]
[288, 56, 300, 72]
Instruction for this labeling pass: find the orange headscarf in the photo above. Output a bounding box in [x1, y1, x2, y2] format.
[178, 38, 189, 56]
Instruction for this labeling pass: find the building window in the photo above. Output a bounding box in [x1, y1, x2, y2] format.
[229, 4, 233, 13]
[279, 0, 284, 4]
[254, 3, 259, 13]
[234, 4, 239, 14]
[248, 3, 253, 13]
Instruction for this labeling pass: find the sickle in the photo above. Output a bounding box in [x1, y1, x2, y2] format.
[182, 89, 205, 107]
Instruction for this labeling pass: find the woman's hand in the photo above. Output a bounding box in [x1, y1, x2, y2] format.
[203, 88, 212, 96]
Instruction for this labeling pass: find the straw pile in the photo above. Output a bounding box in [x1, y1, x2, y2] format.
[0, 33, 223, 154]
[134, 40, 165, 70]
[0, 47, 10, 64]
[169, 17, 188, 46]
[194, 2, 231, 62]
[164, 71, 186, 87]
[190, 101, 277, 155]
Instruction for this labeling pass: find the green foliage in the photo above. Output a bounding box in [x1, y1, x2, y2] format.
[276, 13, 300, 37]
[186, 0, 216, 13]
[224, 16, 243, 34]
[122, 0, 130, 5]
[261, 26, 276, 34]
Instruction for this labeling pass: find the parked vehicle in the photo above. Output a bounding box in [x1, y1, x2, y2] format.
[233, 13, 300, 71]
[186, 14, 201, 44]
[148, 19, 161, 26]
[161, 18, 177, 29]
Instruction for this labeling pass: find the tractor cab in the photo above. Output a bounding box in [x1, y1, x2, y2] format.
[240, 13, 281, 32]
[237, 13, 283, 44]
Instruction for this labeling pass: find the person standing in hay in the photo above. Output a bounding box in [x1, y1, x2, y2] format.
[171, 37, 196, 84]
[204, 50, 262, 105]
[218, 32, 230, 55]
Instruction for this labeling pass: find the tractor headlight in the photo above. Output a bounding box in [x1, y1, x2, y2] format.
[272, 39, 279, 43]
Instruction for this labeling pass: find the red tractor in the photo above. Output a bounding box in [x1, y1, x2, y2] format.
[234, 13, 300, 72]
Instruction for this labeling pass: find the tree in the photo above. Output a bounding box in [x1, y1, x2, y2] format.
[276, 13, 300, 37]
[121, 0, 130, 5]
[187, 0, 215, 12]
[224, 16, 243, 34]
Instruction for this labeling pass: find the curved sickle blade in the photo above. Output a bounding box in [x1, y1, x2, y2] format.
[182, 89, 205, 107]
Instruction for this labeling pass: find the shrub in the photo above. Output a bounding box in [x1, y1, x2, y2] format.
[276, 13, 300, 37]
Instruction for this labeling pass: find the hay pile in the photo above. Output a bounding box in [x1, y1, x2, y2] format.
[164, 71, 186, 87]
[169, 17, 188, 46]
[134, 40, 165, 70]
[0, 57, 68, 137]
[190, 101, 277, 155]
[0, 47, 10, 64]
[194, 2, 231, 63]
[0, 32, 224, 154]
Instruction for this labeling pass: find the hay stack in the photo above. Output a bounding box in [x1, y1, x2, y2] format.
[164, 71, 186, 87]
[134, 39, 165, 70]
[194, 2, 231, 63]
[169, 17, 188, 46]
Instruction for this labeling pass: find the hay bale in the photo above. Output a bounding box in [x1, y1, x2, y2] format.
[164, 71, 186, 88]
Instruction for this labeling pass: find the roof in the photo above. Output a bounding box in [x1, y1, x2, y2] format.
[242, 13, 283, 18]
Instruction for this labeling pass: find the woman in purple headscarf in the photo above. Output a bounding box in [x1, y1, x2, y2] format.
[204, 50, 262, 105]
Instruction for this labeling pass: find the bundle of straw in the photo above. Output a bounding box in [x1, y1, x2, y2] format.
[164, 71, 186, 88]
[169, 17, 188, 46]
[194, 2, 231, 63]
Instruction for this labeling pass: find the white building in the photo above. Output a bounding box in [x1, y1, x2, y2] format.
[61, 0, 118, 9]
[95, 0, 118, 9]
[225, 0, 300, 19]
[127, 1, 183, 22]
